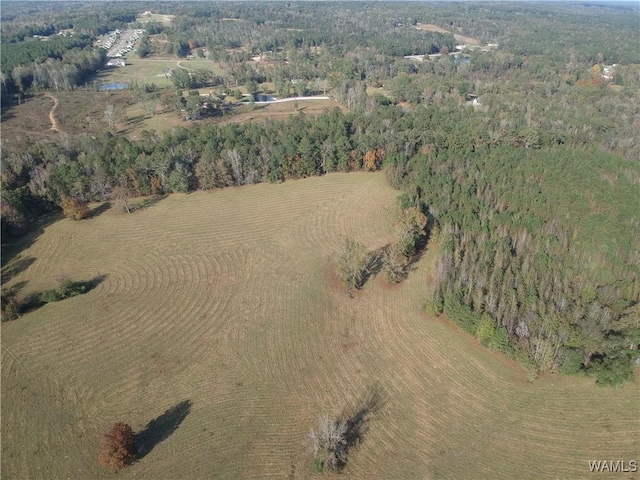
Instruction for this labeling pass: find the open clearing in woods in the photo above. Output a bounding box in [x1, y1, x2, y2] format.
[415, 23, 481, 46]
[1, 92, 344, 144]
[2, 173, 638, 479]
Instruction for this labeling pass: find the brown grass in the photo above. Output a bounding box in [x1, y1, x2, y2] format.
[215, 99, 347, 126]
[0, 91, 135, 145]
[2, 173, 638, 479]
[125, 99, 346, 138]
[1, 91, 344, 144]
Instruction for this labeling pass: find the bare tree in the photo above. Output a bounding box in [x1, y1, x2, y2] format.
[111, 182, 134, 213]
[224, 149, 244, 185]
[104, 104, 116, 130]
[309, 416, 348, 473]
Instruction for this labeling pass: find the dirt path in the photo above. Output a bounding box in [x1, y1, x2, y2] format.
[44, 94, 64, 133]
[176, 61, 192, 71]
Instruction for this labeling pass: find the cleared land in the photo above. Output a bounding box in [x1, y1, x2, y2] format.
[93, 57, 223, 89]
[136, 13, 175, 25]
[415, 23, 481, 46]
[0, 91, 134, 143]
[2, 173, 638, 479]
[124, 98, 344, 138]
[0, 92, 343, 143]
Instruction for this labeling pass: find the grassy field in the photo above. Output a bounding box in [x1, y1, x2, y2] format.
[136, 13, 175, 25]
[124, 99, 345, 138]
[93, 57, 223, 89]
[2, 173, 638, 479]
[415, 23, 481, 46]
[94, 58, 180, 88]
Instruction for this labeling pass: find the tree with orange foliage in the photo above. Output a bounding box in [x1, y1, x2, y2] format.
[363, 148, 385, 171]
[60, 196, 89, 221]
[98, 422, 136, 471]
[363, 150, 377, 171]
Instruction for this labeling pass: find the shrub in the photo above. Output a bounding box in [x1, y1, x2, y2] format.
[475, 314, 496, 346]
[488, 326, 511, 354]
[60, 196, 89, 221]
[560, 350, 584, 375]
[443, 293, 476, 333]
[591, 351, 635, 386]
[1, 288, 20, 321]
[424, 288, 444, 316]
[98, 422, 136, 471]
[39, 279, 88, 304]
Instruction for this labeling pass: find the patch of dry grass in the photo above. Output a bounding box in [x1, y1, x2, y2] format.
[415, 23, 481, 46]
[0, 91, 135, 144]
[136, 13, 175, 25]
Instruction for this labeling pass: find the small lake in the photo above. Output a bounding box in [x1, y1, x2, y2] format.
[98, 82, 130, 91]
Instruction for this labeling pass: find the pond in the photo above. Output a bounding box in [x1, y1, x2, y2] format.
[254, 94, 277, 102]
[452, 56, 471, 65]
[98, 82, 130, 91]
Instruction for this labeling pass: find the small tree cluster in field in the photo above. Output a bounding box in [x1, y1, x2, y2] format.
[309, 416, 348, 473]
[60, 196, 89, 221]
[382, 243, 408, 285]
[3, 278, 94, 321]
[393, 207, 428, 258]
[337, 239, 371, 290]
[38, 278, 88, 304]
[1, 288, 21, 321]
[382, 207, 428, 285]
[98, 422, 136, 472]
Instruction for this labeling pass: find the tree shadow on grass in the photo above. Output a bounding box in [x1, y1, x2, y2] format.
[1, 255, 36, 286]
[135, 400, 192, 459]
[134, 194, 167, 213]
[1, 212, 63, 271]
[341, 385, 386, 449]
[88, 202, 112, 219]
[364, 247, 385, 284]
[335, 385, 387, 470]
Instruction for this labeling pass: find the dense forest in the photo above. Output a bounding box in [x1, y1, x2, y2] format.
[1, 1, 639, 384]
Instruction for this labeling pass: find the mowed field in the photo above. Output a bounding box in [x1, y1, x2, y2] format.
[415, 23, 481, 46]
[2, 173, 638, 479]
[94, 58, 201, 88]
